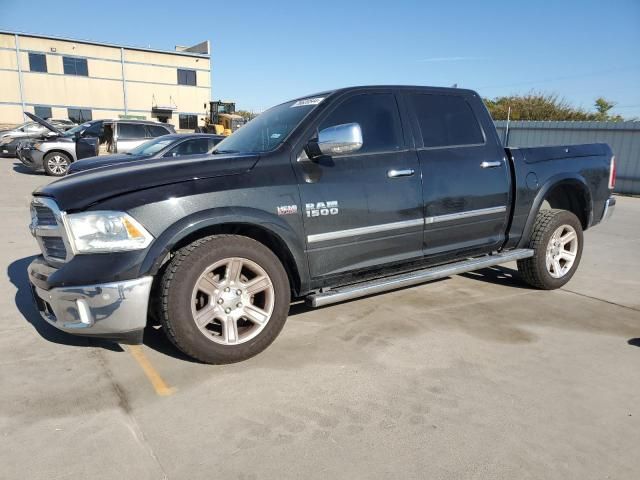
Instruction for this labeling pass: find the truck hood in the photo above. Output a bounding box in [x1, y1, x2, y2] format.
[68, 153, 144, 173]
[34, 152, 260, 211]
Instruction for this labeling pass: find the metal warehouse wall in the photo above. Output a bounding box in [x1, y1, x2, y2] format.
[495, 121, 640, 195]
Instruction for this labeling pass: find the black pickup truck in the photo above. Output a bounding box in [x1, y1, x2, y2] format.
[27, 86, 616, 364]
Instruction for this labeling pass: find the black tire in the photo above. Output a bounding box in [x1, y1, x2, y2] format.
[159, 235, 291, 364]
[43, 151, 71, 176]
[517, 209, 584, 290]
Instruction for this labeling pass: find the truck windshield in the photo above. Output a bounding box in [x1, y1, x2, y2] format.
[213, 98, 324, 154]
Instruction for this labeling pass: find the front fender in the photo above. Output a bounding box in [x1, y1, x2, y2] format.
[138, 206, 310, 291]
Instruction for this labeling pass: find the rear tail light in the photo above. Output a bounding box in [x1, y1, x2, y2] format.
[608, 156, 616, 190]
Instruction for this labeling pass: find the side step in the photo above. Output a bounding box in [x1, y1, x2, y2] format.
[307, 248, 534, 308]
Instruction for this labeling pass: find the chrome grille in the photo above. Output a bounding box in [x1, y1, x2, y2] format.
[40, 236, 67, 260]
[33, 205, 57, 226]
[30, 197, 73, 265]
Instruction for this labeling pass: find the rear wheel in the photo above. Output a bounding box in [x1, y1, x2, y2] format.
[159, 235, 290, 364]
[43, 152, 71, 176]
[517, 209, 583, 289]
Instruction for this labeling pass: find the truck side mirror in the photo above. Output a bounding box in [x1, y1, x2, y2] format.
[306, 123, 363, 159]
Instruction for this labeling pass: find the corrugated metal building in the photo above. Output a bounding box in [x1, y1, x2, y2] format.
[495, 121, 640, 195]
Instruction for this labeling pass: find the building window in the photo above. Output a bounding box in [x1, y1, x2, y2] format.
[28, 53, 47, 73]
[68, 108, 92, 123]
[177, 69, 196, 86]
[179, 114, 198, 130]
[63, 56, 89, 76]
[34, 106, 52, 119]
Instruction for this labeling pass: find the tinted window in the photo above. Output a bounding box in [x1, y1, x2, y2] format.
[177, 69, 196, 86]
[118, 123, 148, 139]
[179, 114, 198, 130]
[67, 108, 92, 123]
[34, 106, 52, 119]
[82, 122, 103, 138]
[165, 138, 210, 157]
[63, 57, 89, 76]
[319, 93, 403, 154]
[208, 137, 222, 149]
[28, 53, 47, 73]
[147, 125, 171, 137]
[410, 94, 484, 148]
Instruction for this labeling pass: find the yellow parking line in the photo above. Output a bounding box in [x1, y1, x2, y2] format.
[128, 345, 176, 396]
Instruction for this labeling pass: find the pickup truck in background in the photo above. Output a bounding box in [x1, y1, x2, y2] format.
[27, 86, 616, 364]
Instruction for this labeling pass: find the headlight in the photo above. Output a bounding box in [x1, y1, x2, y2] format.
[66, 211, 154, 253]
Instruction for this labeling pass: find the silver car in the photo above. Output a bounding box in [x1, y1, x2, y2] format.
[17, 113, 175, 176]
[0, 119, 75, 157]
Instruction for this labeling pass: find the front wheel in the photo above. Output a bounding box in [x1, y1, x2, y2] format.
[159, 235, 291, 364]
[517, 209, 584, 289]
[43, 152, 71, 176]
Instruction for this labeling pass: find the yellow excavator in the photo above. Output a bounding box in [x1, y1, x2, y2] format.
[205, 101, 246, 136]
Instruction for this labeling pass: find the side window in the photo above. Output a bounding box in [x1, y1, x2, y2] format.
[34, 106, 52, 119]
[63, 57, 89, 76]
[319, 93, 403, 154]
[179, 114, 198, 130]
[81, 122, 103, 138]
[410, 94, 484, 148]
[147, 125, 170, 137]
[208, 137, 222, 150]
[177, 69, 197, 86]
[118, 123, 147, 139]
[67, 108, 92, 123]
[28, 53, 47, 73]
[164, 138, 210, 157]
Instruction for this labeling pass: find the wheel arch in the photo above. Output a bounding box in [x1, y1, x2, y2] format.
[517, 174, 593, 248]
[139, 208, 309, 297]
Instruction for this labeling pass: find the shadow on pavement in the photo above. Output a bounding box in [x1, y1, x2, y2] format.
[12, 160, 41, 176]
[627, 338, 640, 348]
[7, 255, 123, 352]
[459, 265, 530, 289]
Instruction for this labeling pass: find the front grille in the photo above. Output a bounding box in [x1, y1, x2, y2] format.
[30, 198, 72, 264]
[40, 236, 67, 260]
[33, 205, 57, 226]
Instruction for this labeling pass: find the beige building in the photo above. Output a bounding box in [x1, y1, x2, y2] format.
[0, 30, 211, 130]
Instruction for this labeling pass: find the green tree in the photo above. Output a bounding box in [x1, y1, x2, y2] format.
[483, 92, 625, 122]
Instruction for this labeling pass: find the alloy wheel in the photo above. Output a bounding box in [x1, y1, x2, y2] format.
[545, 224, 578, 278]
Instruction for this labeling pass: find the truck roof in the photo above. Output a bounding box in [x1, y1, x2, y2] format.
[289, 85, 479, 103]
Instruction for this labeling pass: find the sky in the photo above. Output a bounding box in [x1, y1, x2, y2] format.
[1, 0, 639, 117]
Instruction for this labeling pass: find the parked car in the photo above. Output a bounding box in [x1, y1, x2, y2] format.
[68, 134, 224, 174]
[0, 119, 76, 157]
[17, 113, 175, 176]
[27, 85, 616, 364]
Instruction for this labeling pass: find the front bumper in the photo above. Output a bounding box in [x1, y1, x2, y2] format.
[17, 144, 45, 171]
[28, 258, 152, 344]
[601, 196, 616, 223]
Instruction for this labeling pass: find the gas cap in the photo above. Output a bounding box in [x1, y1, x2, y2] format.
[526, 172, 539, 190]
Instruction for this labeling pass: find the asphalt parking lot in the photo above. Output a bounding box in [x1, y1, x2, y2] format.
[1, 158, 639, 480]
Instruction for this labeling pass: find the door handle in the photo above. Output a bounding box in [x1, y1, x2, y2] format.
[480, 161, 502, 169]
[387, 168, 415, 178]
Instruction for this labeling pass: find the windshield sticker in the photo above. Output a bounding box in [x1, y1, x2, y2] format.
[291, 97, 325, 108]
[270, 133, 282, 139]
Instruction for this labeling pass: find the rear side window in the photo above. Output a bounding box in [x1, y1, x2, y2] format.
[118, 123, 147, 139]
[147, 125, 170, 137]
[165, 138, 211, 157]
[208, 137, 222, 149]
[319, 93, 403, 154]
[410, 94, 484, 148]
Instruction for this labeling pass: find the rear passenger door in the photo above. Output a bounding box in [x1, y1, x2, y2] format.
[406, 92, 510, 259]
[115, 123, 148, 152]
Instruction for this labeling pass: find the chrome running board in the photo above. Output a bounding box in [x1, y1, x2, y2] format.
[307, 249, 534, 308]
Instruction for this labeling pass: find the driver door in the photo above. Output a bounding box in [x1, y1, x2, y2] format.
[294, 91, 423, 278]
[76, 121, 102, 159]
